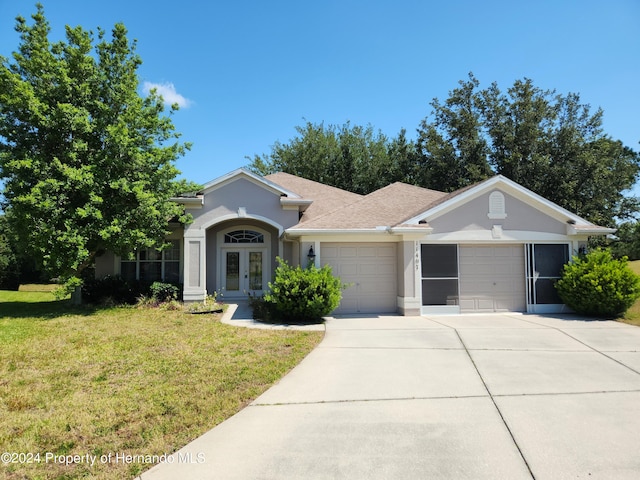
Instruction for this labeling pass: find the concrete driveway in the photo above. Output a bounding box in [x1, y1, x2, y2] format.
[141, 313, 640, 479]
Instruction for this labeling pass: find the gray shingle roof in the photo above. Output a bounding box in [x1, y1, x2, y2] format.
[286, 181, 448, 230]
[264, 172, 363, 223]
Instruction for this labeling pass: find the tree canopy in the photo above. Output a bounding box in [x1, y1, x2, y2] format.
[0, 4, 194, 287]
[249, 121, 415, 195]
[249, 73, 639, 226]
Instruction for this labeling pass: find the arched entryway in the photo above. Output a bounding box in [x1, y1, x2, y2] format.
[204, 219, 279, 298]
[217, 226, 270, 296]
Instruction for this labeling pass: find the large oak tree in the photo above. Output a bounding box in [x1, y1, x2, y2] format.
[0, 5, 193, 289]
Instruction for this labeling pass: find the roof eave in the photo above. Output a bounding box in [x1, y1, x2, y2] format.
[280, 197, 314, 212]
[567, 225, 617, 236]
[286, 227, 396, 236]
[171, 196, 204, 208]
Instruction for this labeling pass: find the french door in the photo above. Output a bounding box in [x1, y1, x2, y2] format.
[222, 249, 266, 295]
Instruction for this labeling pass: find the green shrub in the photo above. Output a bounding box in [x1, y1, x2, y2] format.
[262, 257, 344, 323]
[82, 275, 146, 305]
[247, 292, 275, 322]
[556, 249, 640, 317]
[149, 282, 179, 303]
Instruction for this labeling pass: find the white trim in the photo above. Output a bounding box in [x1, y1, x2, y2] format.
[288, 228, 398, 236]
[171, 196, 203, 208]
[183, 236, 206, 302]
[419, 243, 461, 314]
[525, 242, 571, 314]
[425, 230, 576, 243]
[280, 197, 313, 211]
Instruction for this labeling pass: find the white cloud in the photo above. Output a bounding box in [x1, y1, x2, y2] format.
[143, 81, 192, 108]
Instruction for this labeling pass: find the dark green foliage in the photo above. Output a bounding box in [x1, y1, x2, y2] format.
[260, 258, 344, 323]
[0, 215, 20, 290]
[251, 74, 639, 225]
[0, 5, 193, 290]
[610, 221, 640, 261]
[248, 121, 412, 195]
[81, 275, 146, 305]
[415, 74, 493, 191]
[149, 281, 179, 302]
[247, 292, 275, 322]
[418, 74, 639, 223]
[555, 249, 640, 317]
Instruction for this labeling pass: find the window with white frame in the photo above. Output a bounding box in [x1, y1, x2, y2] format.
[121, 240, 181, 283]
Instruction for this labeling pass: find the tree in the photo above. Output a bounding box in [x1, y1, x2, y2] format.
[611, 221, 640, 261]
[0, 215, 20, 290]
[0, 5, 193, 291]
[481, 80, 639, 225]
[247, 121, 407, 194]
[415, 74, 493, 192]
[417, 73, 640, 224]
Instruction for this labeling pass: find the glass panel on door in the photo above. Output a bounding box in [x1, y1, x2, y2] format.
[248, 251, 263, 290]
[226, 252, 240, 291]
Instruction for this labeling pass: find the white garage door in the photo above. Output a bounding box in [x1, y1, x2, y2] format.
[321, 243, 397, 314]
[459, 245, 526, 312]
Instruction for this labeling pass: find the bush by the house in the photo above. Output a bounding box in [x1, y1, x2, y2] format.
[149, 282, 180, 303]
[81, 275, 146, 305]
[247, 291, 275, 322]
[555, 249, 640, 318]
[261, 258, 344, 323]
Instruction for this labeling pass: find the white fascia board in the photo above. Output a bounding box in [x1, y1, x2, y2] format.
[286, 228, 396, 237]
[567, 225, 616, 235]
[200, 168, 301, 198]
[171, 196, 203, 208]
[389, 226, 433, 235]
[425, 229, 578, 243]
[280, 197, 314, 211]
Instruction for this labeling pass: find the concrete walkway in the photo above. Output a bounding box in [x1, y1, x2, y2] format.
[220, 300, 325, 331]
[141, 313, 640, 479]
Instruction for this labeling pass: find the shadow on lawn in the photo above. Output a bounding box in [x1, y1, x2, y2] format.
[0, 300, 98, 319]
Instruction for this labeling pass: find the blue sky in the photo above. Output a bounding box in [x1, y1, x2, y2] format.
[1, 0, 639, 196]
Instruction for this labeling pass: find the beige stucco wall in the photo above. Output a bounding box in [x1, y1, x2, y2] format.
[428, 190, 567, 236]
[189, 177, 300, 231]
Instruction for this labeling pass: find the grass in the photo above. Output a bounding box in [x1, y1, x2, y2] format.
[0, 289, 323, 479]
[621, 260, 640, 326]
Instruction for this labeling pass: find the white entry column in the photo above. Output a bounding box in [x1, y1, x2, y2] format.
[183, 228, 206, 302]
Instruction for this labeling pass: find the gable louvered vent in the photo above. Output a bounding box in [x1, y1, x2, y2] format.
[488, 191, 507, 219]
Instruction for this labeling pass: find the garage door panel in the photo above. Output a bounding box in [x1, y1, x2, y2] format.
[321, 243, 397, 314]
[377, 246, 396, 257]
[338, 247, 357, 257]
[459, 246, 525, 313]
[358, 246, 377, 257]
[339, 264, 358, 276]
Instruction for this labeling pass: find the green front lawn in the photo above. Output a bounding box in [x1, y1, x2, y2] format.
[0, 290, 323, 479]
